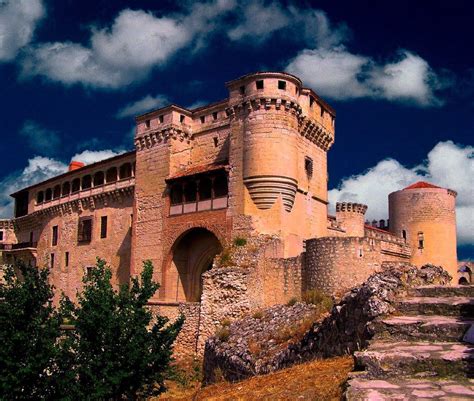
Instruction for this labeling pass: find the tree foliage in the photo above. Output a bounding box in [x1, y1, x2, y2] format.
[0, 259, 183, 400]
[0, 262, 62, 400]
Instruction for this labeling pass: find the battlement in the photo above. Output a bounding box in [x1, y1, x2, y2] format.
[336, 202, 368, 214]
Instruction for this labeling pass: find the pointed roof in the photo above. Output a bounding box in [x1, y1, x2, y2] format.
[403, 181, 441, 190]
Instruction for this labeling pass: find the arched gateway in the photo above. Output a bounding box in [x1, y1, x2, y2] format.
[163, 228, 223, 302]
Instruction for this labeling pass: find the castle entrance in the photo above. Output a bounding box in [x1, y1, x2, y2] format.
[164, 228, 222, 302]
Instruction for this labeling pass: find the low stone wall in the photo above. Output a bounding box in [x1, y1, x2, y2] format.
[203, 264, 451, 383]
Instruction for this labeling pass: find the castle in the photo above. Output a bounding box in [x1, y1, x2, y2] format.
[0, 72, 459, 353]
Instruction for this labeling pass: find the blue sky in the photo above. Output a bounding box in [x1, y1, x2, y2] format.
[0, 0, 472, 258]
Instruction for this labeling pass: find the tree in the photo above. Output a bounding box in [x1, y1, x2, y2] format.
[0, 262, 62, 400]
[62, 259, 183, 400]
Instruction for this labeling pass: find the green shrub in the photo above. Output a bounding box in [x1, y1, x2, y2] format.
[233, 237, 247, 247]
[252, 310, 264, 319]
[216, 327, 230, 342]
[220, 318, 231, 327]
[286, 297, 298, 306]
[219, 250, 232, 266]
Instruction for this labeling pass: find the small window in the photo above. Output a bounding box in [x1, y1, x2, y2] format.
[321, 107, 324, 117]
[418, 232, 424, 249]
[37, 191, 44, 204]
[82, 175, 92, 189]
[52, 225, 58, 246]
[159, 115, 164, 123]
[29, 231, 34, 244]
[184, 182, 197, 202]
[53, 185, 61, 199]
[85, 266, 94, 278]
[278, 80, 286, 90]
[212, 112, 218, 120]
[50, 253, 55, 269]
[180, 115, 185, 123]
[45, 188, 52, 202]
[200, 116, 205, 124]
[0, 231, 3, 241]
[145, 119, 150, 128]
[402, 230, 407, 241]
[170, 184, 183, 205]
[198, 178, 212, 201]
[62, 182, 70, 197]
[119, 163, 132, 179]
[309, 96, 315, 107]
[256, 80, 264, 90]
[239, 85, 245, 95]
[213, 137, 219, 147]
[65, 252, 69, 267]
[305, 157, 313, 178]
[106, 167, 117, 183]
[214, 173, 228, 198]
[100, 216, 108, 239]
[358, 248, 363, 258]
[78, 218, 93, 243]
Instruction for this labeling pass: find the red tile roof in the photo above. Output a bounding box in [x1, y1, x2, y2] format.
[403, 181, 441, 190]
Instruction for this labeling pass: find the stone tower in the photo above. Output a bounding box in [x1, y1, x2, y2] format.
[336, 202, 368, 237]
[388, 181, 458, 279]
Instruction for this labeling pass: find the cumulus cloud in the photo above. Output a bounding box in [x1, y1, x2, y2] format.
[20, 1, 235, 88]
[0, 156, 67, 217]
[0, 0, 45, 62]
[70, 149, 124, 165]
[19, 120, 61, 155]
[328, 141, 474, 245]
[286, 48, 446, 106]
[116, 94, 169, 118]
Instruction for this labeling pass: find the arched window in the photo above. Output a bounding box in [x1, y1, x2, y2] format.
[119, 163, 132, 179]
[214, 173, 228, 198]
[72, 178, 80, 193]
[36, 191, 44, 204]
[62, 182, 70, 196]
[170, 183, 183, 205]
[93, 171, 105, 186]
[184, 181, 197, 203]
[82, 175, 92, 190]
[198, 177, 212, 201]
[106, 167, 117, 183]
[53, 185, 61, 199]
[402, 230, 407, 241]
[417, 232, 424, 249]
[45, 188, 52, 202]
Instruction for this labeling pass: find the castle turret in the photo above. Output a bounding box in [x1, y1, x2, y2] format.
[336, 202, 367, 237]
[389, 181, 457, 279]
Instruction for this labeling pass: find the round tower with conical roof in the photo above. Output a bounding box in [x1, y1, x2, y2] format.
[388, 181, 458, 279]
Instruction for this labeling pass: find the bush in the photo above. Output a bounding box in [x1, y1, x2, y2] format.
[216, 326, 230, 342]
[233, 237, 247, 247]
[286, 297, 298, 306]
[252, 310, 264, 319]
[302, 289, 333, 314]
[0, 262, 63, 400]
[60, 258, 184, 400]
[218, 250, 232, 266]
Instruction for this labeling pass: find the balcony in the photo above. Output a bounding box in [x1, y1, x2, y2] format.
[170, 196, 228, 216]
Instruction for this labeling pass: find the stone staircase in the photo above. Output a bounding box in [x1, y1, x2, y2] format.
[346, 285, 474, 400]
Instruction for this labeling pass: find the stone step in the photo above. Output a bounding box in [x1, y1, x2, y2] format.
[372, 315, 474, 342]
[396, 296, 474, 317]
[408, 285, 474, 298]
[354, 341, 474, 379]
[345, 377, 474, 400]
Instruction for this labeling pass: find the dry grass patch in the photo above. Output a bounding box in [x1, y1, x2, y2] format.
[155, 356, 353, 400]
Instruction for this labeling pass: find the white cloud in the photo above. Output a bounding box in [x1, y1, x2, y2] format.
[227, 1, 289, 41]
[0, 156, 67, 218]
[20, 1, 235, 88]
[116, 94, 169, 118]
[287, 48, 445, 106]
[70, 149, 124, 165]
[19, 120, 61, 155]
[0, 0, 45, 62]
[328, 141, 474, 245]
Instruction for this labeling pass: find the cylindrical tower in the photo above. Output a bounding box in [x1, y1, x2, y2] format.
[336, 202, 367, 237]
[228, 72, 302, 212]
[389, 181, 458, 279]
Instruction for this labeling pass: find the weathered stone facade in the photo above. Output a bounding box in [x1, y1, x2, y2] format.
[0, 72, 459, 354]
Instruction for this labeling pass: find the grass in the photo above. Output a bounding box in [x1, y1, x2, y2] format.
[155, 356, 353, 400]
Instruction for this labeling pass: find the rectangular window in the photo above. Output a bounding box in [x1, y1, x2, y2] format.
[0, 231, 3, 241]
[180, 115, 185, 123]
[212, 112, 218, 120]
[200, 116, 205, 124]
[65, 252, 69, 267]
[50, 253, 55, 269]
[256, 80, 264, 90]
[78, 217, 93, 243]
[159, 115, 164, 123]
[145, 119, 150, 128]
[52, 225, 58, 246]
[239, 85, 245, 95]
[278, 80, 286, 90]
[305, 156, 313, 178]
[100, 216, 108, 239]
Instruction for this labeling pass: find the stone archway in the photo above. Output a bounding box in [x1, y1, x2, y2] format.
[163, 228, 222, 302]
